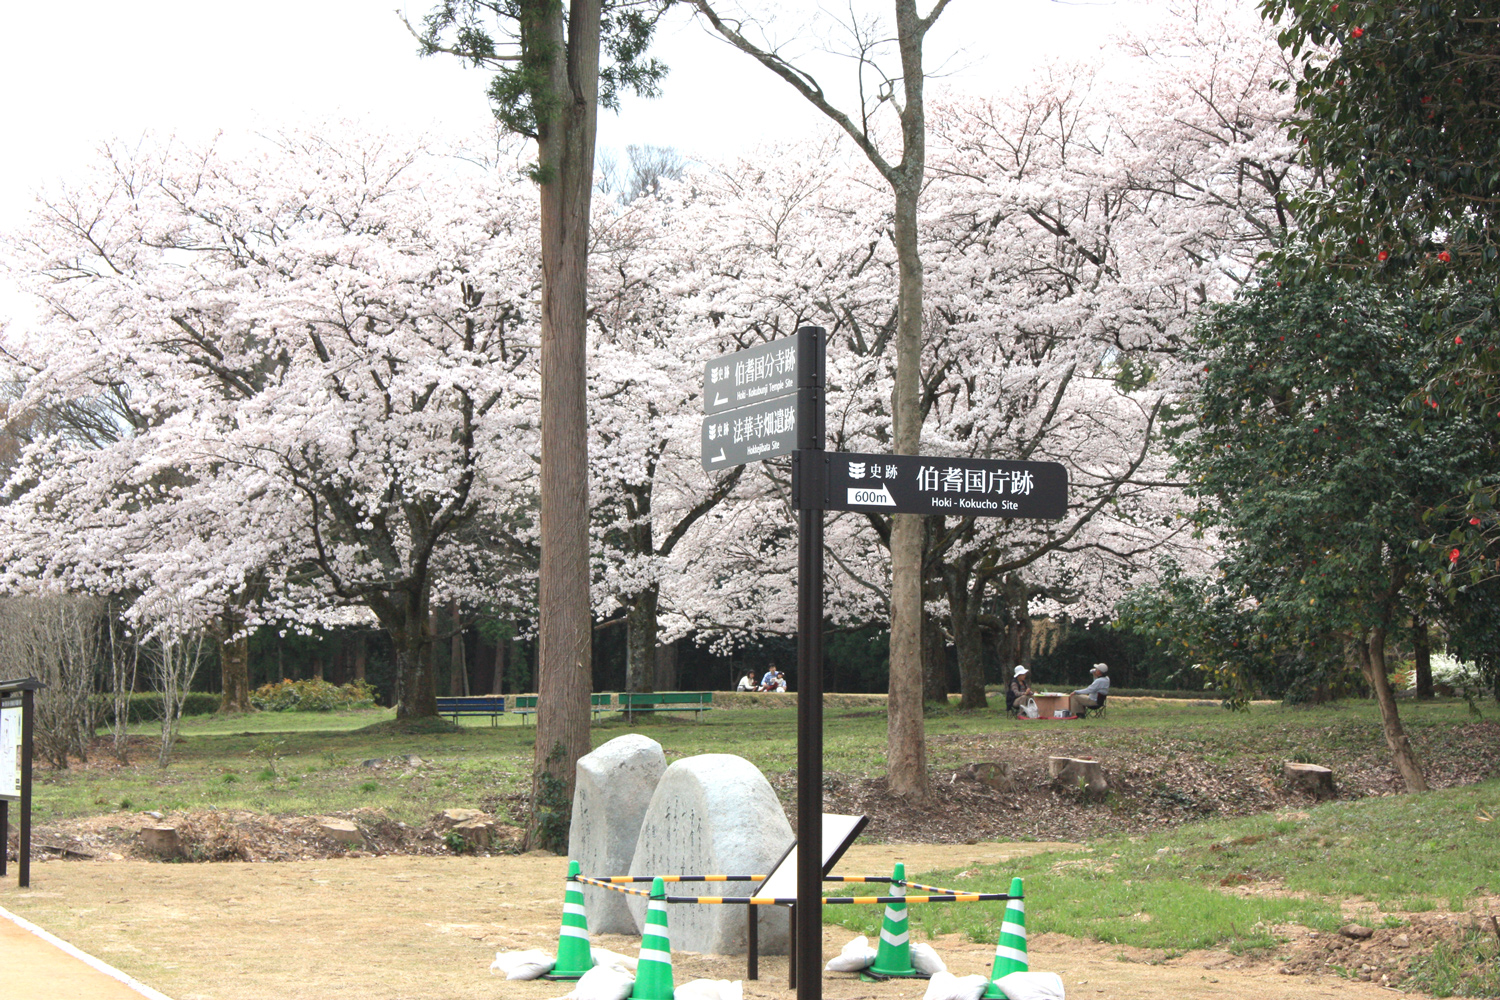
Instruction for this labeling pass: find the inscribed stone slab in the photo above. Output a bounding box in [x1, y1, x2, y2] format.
[628, 754, 793, 955]
[567, 734, 668, 933]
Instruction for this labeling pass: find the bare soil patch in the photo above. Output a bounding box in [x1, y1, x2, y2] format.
[814, 722, 1500, 844]
[0, 844, 1438, 1000]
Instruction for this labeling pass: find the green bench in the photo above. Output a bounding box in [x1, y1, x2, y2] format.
[617, 691, 714, 722]
[435, 695, 506, 725]
[502, 693, 614, 724]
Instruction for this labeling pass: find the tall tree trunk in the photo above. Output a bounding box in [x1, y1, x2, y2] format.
[690, 0, 948, 802]
[1412, 619, 1433, 700]
[1359, 627, 1428, 792]
[275, 635, 284, 682]
[530, 0, 602, 851]
[948, 568, 988, 710]
[922, 610, 948, 707]
[625, 586, 659, 693]
[353, 632, 367, 683]
[491, 637, 505, 695]
[654, 640, 678, 692]
[217, 608, 251, 714]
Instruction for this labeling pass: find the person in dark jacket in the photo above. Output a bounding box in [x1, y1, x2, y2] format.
[1005, 665, 1033, 713]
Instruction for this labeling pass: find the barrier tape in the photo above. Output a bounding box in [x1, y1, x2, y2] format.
[574, 873, 1016, 906]
[577, 874, 768, 884]
[665, 893, 1016, 905]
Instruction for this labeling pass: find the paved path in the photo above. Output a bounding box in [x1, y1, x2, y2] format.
[1, 905, 170, 1000]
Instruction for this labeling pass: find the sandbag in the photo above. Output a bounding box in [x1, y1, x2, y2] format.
[489, 948, 555, 980]
[674, 978, 744, 1000]
[996, 970, 1067, 1000]
[922, 971, 989, 1000]
[824, 934, 878, 972]
[592, 947, 638, 973]
[911, 942, 948, 975]
[560, 965, 636, 1000]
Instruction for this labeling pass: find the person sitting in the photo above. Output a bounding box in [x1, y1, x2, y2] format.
[760, 667, 779, 691]
[1068, 662, 1110, 716]
[773, 671, 787, 693]
[736, 670, 757, 692]
[1005, 665, 1033, 713]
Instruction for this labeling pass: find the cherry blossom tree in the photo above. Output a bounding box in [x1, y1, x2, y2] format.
[1, 127, 542, 719]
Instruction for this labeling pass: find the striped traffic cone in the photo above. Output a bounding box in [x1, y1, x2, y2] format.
[630, 877, 674, 1000]
[868, 862, 920, 977]
[546, 860, 595, 980]
[982, 878, 1028, 998]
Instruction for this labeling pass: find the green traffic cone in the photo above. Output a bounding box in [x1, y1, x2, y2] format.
[630, 877, 674, 1000]
[982, 878, 1028, 998]
[547, 860, 595, 980]
[868, 862, 919, 977]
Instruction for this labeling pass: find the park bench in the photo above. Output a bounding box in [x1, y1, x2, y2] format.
[617, 690, 714, 722]
[591, 692, 613, 720]
[435, 695, 506, 726]
[512, 694, 538, 724]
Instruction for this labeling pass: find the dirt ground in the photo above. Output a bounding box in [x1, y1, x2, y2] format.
[0, 842, 1435, 1000]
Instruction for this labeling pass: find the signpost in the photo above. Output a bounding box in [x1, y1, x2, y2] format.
[698, 328, 1067, 1000]
[699, 394, 799, 471]
[0, 677, 42, 888]
[798, 451, 1067, 520]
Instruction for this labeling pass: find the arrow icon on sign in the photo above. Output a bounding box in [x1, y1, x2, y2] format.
[709, 449, 726, 464]
[713, 393, 729, 407]
[848, 483, 896, 506]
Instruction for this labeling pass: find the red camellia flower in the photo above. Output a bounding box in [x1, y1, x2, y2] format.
[1439, 251, 1452, 262]
[1456, 336, 1464, 345]
[1377, 250, 1389, 261]
[1471, 517, 1482, 526]
[1450, 548, 1461, 563]
[1352, 26, 1363, 37]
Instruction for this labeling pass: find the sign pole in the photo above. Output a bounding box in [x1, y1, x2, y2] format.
[793, 326, 826, 1000]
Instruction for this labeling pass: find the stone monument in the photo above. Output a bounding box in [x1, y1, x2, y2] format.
[567, 734, 669, 933]
[627, 754, 793, 955]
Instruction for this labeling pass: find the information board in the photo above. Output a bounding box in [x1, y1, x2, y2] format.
[0, 698, 19, 801]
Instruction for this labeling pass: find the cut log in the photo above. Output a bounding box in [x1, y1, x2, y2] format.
[1284, 762, 1335, 799]
[1048, 756, 1107, 794]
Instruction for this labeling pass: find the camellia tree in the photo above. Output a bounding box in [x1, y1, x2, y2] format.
[1261, 0, 1500, 572]
[1168, 270, 1496, 791]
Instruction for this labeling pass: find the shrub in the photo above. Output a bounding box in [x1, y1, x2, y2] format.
[249, 678, 377, 712]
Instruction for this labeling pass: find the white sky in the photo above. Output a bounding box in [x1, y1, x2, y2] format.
[0, 0, 1165, 231]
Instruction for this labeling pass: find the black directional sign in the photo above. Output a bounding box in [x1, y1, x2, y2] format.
[797, 451, 1068, 519]
[700, 394, 799, 472]
[702, 335, 801, 415]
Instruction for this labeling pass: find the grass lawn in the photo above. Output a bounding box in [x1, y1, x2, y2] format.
[32, 695, 1490, 827]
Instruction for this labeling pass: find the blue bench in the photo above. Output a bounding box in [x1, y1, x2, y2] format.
[435, 695, 506, 725]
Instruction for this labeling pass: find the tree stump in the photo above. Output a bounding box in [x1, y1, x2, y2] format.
[138, 826, 182, 858]
[964, 761, 1016, 792]
[1048, 756, 1107, 794]
[1284, 762, 1335, 799]
[317, 818, 364, 845]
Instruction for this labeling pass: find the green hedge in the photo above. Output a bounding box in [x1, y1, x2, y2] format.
[92, 692, 222, 725]
[249, 678, 376, 712]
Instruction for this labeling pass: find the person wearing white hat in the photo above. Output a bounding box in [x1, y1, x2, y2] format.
[1069, 662, 1110, 716]
[1005, 665, 1033, 714]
